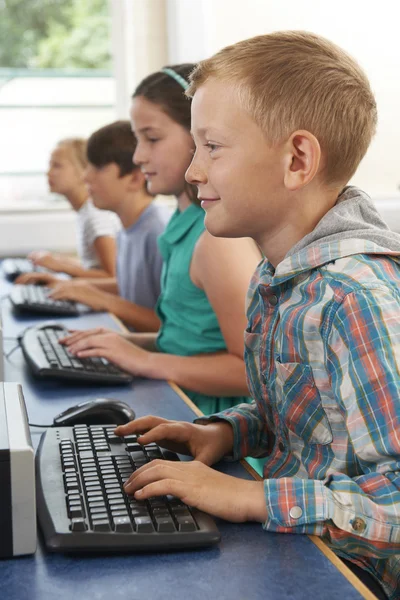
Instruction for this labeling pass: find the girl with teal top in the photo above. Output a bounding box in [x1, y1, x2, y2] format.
[62, 64, 261, 416]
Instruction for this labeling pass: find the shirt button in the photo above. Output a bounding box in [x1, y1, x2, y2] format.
[351, 518, 366, 533]
[278, 441, 285, 452]
[289, 506, 303, 520]
[268, 294, 278, 306]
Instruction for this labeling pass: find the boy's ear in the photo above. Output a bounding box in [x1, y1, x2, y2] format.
[283, 130, 321, 191]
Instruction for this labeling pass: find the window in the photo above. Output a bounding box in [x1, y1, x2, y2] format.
[0, 0, 115, 210]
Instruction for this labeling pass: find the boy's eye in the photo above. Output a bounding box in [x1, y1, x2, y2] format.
[205, 142, 219, 154]
[147, 138, 159, 143]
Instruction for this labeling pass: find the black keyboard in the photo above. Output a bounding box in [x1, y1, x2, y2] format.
[21, 323, 133, 384]
[10, 284, 89, 316]
[2, 258, 49, 281]
[36, 425, 220, 552]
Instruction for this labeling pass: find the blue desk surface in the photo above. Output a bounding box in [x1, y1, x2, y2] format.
[0, 275, 367, 600]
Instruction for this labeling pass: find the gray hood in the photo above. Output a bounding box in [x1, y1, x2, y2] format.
[287, 186, 400, 258]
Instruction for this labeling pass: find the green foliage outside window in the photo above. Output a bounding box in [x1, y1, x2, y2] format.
[0, 0, 111, 69]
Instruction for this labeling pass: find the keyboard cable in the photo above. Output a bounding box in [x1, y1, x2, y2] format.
[4, 341, 20, 360]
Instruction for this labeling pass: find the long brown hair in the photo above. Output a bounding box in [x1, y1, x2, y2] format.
[132, 64, 199, 205]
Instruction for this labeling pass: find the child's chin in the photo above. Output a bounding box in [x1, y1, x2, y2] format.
[204, 215, 236, 238]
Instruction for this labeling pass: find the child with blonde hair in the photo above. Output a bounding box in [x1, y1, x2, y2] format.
[16, 137, 120, 283]
[116, 33, 400, 599]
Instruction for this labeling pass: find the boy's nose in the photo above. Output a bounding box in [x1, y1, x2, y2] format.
[185, 156, 206, 186]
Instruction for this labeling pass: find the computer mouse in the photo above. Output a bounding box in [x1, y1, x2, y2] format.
[53, 398, 136, 426]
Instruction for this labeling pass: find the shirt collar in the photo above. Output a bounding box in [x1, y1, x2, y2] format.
[259, 239, 400, 287]
[160, 203, 203, 245]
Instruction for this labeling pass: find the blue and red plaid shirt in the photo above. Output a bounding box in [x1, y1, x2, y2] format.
[211, 238, 400, 598]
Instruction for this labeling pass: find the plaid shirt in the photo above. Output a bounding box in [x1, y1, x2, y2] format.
[212, 239, 400, 599]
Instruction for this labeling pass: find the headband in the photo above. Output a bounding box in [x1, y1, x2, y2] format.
[161, 67, 189, 91]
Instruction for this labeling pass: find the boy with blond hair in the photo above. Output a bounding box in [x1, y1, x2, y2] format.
[116, 32, 400, 597]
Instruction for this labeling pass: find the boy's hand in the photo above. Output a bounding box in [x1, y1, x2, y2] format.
[61, 330, 147, 375]
[49, 282, 107, 311]
[115, 416, 234, 466]
[14, 272, 59, 285]
[59, 327, 113, 346]
[124, 459, 267, 523]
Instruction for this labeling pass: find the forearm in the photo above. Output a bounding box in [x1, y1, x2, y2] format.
[124, 333, 158, 351]
[72, 267, 115, 279]
[143, 351, 250, 397]
[100, 294, 160, 332]
[70, 278, 118, 293]
[58, 262, 111, 278]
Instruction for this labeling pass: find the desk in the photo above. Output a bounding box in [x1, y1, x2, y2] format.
[0, 275, 372, 600]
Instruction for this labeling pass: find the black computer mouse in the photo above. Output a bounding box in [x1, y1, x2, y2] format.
[53, 398, 136, 426]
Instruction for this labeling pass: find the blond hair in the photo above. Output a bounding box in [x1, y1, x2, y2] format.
[187, 31, 377, 186]
[56, 138, 88, 173]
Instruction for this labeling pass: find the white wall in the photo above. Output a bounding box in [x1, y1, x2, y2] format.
[0, 207, 76, 258]
[110, 0, 169, 118]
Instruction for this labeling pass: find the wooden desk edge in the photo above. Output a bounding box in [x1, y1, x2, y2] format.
[109, 314, 377, 600]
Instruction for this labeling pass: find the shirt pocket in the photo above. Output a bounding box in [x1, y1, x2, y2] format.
[275, 360, 333, 446]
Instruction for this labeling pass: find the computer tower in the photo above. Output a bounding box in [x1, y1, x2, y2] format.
[0, 382, 36, 557]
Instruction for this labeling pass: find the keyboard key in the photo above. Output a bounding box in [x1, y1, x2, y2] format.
[130, 508, 149, 520]
[70, 518, 88, 532]
[113, 517, 133, 533]
[176, 515, 197, 532]
[107, 433, 123, 444]
[90, 507, 109, 515]
[87, 494, 104, 502]
[92, 519, 111, 532]
[148, 498, 168, 508]
[70, 506, 85, 519]
[171, 507, 192, 518]
[129, 450, 147, 462]
[126, 443, 142, 452]
[152, 508, 170, 518]
[88, 501, 106, 509]
[66, 481, 80, 492]
[109, 502, 127, 511]
[162, 450, 179, 461]
[111, 509, 129, 517]
[146, 449, 163, 460]
[109, 497, 126, 506]
[67, 493, 81, 503]
[154, 516, 175, 533]
[134, 516, 155, 533]
[107, 493, 124, 501]
[124, 435, 138, 443]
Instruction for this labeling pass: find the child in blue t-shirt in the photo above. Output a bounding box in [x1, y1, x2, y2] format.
[49, 121, 170, 332]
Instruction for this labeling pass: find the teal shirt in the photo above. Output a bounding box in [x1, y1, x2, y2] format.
[156, 203, 250, 415]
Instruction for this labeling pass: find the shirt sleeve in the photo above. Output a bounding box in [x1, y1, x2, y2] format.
[262, 287, 400, 558]
[196, 401, 271, 461]
[84, 202, 121, 247]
